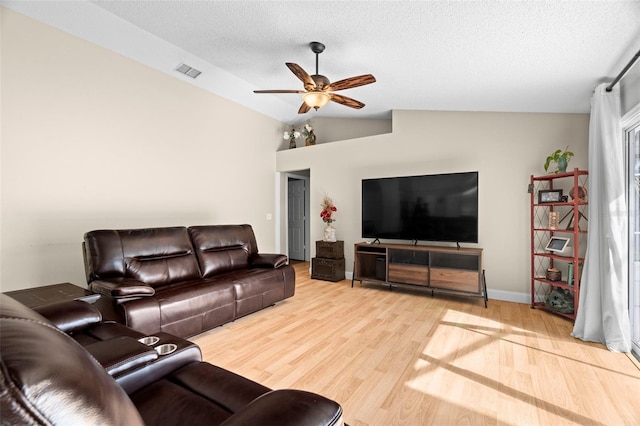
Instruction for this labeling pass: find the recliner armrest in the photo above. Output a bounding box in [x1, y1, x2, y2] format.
[90, 278, 155, 299]
[34, 300, 102, 333]
[84, 336, 158, 377]
[220, 389, 343, 426]
[250, 253, 288, 269]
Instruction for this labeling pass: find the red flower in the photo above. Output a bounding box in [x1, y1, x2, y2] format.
[320, 196, 337, 223]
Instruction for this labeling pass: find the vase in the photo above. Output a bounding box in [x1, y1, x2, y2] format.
[323, 223, 336, 242]
[305, 131, 316, 146]
[557, 157, 568, 173]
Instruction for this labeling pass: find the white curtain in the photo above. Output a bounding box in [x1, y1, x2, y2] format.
[571, 83, 631, 352]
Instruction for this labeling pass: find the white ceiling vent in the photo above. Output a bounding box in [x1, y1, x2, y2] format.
[175, 63, 201, 79]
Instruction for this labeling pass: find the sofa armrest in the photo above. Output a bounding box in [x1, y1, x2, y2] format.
[220, 389, 343, 426]
[84, 336, 158, 377]
[90, 278, 155, 299]
[250, 253, 288, 269]
[34, 300, 102, 333]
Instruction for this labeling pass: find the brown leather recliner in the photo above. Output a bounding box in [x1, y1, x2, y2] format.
[33, 298, 203, 394]
[0, 294, 344, 425]
[83, 225, 295, 338]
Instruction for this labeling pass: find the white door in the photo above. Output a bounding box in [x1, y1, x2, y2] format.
[288, 178, 306, 260]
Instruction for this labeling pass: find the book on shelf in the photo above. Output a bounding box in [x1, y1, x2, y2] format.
[567, 262, 583, 286]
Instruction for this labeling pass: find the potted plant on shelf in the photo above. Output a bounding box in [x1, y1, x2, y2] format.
[544, 146, 574, 174]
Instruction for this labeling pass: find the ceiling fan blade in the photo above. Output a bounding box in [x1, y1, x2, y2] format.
[326, 74, 376, 92]
[253, 89, 305, 94]
[298, 102, 311, 114]
[330, 93, 365, 109]
[286, 63, 316, 90]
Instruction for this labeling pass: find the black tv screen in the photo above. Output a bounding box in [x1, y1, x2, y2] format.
[362, 171, 478, 243]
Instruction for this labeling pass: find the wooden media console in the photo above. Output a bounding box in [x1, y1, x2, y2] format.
[352, 242, 487, 307]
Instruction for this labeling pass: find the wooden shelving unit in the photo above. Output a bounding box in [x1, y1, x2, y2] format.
[530, 168, 588, 320]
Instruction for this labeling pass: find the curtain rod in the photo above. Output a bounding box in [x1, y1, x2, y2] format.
[606, 48, 640, 92]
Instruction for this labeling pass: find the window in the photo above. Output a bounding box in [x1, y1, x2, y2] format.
[625, 107, 640, 360]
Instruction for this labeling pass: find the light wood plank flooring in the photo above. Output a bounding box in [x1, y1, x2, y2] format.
[192, 261, 640, 425]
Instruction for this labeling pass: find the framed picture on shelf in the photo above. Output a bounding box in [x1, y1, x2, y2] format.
[545, 236, 570, 253]
[548, 211, 559, 229]
[538, 189, 563, 203]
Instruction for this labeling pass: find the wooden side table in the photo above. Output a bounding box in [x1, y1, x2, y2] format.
[4, 282, 100, 308]
[312, 241, 345, 282]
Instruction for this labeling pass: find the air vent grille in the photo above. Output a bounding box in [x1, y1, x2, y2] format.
[175, 63, 201, 79]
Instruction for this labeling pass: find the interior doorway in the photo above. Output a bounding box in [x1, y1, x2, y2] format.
[286, 171, 310, 261]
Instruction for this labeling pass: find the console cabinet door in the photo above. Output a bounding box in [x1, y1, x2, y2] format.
[429, 252, 481, 293]
[430, 268, 479, 293]
[388, 264, 429, 286]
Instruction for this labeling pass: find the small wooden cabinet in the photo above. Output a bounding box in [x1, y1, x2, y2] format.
[352, 242, 487, 306]
[312, 241, 345, 282]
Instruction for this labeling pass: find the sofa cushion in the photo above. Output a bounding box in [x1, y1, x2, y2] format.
[228, 269, 288, 318]
[84, 227, 201, 286]
[130, 362, 271, 426]
[154, 279, 236, 337]
[189, 225, 259, 278]
[125, 252, 201, 287]
[220, 389, 344, 426]
[169, 362, 271, 413]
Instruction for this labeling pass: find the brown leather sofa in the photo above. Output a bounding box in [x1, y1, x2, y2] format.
[0, 294, 344, 425]
[83, 225, 295, 337]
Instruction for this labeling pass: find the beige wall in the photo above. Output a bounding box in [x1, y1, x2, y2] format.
[279, 117, 391, 150]
[0, 9, 284, 291]
[277, 109, 589, 301]
[310, 117, 392, 145]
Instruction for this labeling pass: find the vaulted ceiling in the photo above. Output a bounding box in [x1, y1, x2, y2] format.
[4, 1, 640, 124]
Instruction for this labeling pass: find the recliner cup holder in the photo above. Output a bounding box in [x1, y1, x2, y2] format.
[138, 336, 160, 346]
[155, 343, 177, 355]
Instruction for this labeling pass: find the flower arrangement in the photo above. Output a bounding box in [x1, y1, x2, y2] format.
[283, 128, 300, 149]
[302, 123, 316, 146]
[283, 128, 301, 140]
[283, 123, 316, 148]
[302, 123, 313, 137]
[320, 196, 337, 223]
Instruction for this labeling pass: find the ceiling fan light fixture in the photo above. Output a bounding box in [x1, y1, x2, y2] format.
[255, 41, 375, 114]
[303, 92, 330, 110]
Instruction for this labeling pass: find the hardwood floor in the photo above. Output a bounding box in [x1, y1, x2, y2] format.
[192, 261, 640, 425]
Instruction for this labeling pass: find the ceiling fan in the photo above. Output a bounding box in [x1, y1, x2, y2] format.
[254, 41, 376, 114]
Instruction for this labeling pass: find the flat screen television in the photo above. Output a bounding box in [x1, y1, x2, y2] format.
[362, 171, 479, 243]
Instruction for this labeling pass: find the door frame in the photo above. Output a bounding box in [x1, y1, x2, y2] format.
[284, 171, 311, 261]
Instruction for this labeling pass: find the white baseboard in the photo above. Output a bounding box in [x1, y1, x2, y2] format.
[486, 289, 529, 304]
[345, 271, 529, 304]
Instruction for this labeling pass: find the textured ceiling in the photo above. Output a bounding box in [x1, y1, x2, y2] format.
[4, 1, 640, 124]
